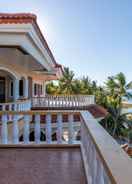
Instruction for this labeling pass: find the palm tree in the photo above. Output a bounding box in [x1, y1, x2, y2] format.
[80, 76, 93, 94]
[101, 105, 131, 138]
[105, 72, 132, 106]
[59, 67, 75, 94]
[46, 82, 59, 95]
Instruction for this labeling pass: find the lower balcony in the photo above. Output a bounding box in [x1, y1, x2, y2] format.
[0, 110, 131, 184]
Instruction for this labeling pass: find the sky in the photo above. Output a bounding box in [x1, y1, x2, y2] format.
[0, 0, 132, 84]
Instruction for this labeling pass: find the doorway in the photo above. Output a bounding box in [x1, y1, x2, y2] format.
[0, 77, 5, 103]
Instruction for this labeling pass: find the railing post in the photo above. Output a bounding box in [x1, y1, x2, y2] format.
[57, 113, 63, 144]
[46, 113, 52, 144]
[35, 114, 40, 144]
[1, 114, 8, 144]
[13, 115, 19, 144]
[24, 115, 30, 144]
[68, 113, 74, 144]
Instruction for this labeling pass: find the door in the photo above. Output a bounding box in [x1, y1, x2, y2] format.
[0, 77, 5, 103]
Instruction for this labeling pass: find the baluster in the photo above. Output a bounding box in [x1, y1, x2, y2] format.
[69, 96, 71, 107]
[57, 113, 63, 144]
[63, 96, 65, 107]
[2, 104, 6, 111]
[56, 96, 58, 107]
[46, 113, 52, 144]
[13, 114, 19, 144]
[9, 104, 12, 121]
[68, 113, 74, 144]
[24, 115, 30, 144]
[35, 114, 40, 144]
[47, 96, 49, 107]
[1, 114, 8, 144]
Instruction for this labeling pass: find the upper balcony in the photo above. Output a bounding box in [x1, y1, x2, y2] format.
[0, 110, 131, 184]
[31, 95, 95, 110]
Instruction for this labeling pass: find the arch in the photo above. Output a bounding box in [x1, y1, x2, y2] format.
[0, 66, 18, 79]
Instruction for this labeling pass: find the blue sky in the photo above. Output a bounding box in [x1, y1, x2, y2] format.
[0, 0, 132, 84]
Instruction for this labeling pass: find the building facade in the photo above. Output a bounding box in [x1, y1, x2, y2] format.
[0, 13, 62, 109]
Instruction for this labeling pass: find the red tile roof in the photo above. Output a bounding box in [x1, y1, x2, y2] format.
[87, 104, 108, 118]
[0, 13, 36, 24]
[122, 144, 132, 157]
[0, 13, 62, 71]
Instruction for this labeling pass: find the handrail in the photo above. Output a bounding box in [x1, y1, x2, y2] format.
[0, 99, 31, 106]
[81, 111, 132, 184]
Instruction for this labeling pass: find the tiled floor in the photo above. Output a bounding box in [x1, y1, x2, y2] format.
[0, 147, 87, 184]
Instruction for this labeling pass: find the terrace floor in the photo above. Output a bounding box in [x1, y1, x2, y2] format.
[0, 146, 87, 184]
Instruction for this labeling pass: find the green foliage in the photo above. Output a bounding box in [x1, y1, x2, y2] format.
[128, 130, 132, 142]
[46, 68, 132, 139]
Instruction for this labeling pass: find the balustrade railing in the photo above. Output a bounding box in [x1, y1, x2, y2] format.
[0, 110, 131, 184]
[32, 95, 95, 109]
[0, 100, 31, 121]
[0, 99, 31, 111]
[0, 111, 80, 144]
[81, 111, 132, 184]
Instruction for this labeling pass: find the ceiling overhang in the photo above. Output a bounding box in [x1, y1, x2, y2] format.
[0, 24, 55, 72]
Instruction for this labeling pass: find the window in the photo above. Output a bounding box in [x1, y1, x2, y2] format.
[34, 83, 43, 96]
[10, 81, 13, 97]
[19, 79, 24, 96]
[34, 84, 37, 96]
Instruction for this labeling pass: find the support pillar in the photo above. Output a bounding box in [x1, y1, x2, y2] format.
[24, 78, 29, 99]
[13, 79, 19, 101]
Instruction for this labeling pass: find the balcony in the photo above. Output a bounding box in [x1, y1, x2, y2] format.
[31, 95, 95, 110]
[0, 110, 131, 184]
[0, 99, 31, 111]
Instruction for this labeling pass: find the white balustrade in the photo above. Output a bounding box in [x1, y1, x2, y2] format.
[0, 110, 131, 184]
[0, 99, 31, 113]
[32, 95, 95, 109]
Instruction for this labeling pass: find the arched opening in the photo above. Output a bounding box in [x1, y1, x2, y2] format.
[19, 79, 24, 97]
[0, 68, 17, 103]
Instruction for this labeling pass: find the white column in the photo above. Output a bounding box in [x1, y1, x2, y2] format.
[46, 113, 52, 144]
[43, 81, 46, 96]
[57, 113, 63, 144]
[35, 114, 40, 144]
[13, 115, 19, 144]
[1, 114, 8, 144]
[13, 79, 19, 101]
[24, 78, 29, 99]
[24, 115, 30, 144]
[68, 113, 74, 144]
